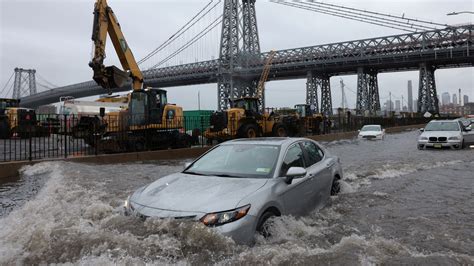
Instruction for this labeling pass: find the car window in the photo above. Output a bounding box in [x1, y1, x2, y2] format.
[302, 141, 324, 167]
[425, 122, 460, 132]
[280, 144, 305, 176]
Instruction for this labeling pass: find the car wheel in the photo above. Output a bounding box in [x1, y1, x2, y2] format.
[256, 211, 277, 238]
[331, 176, 341, 196]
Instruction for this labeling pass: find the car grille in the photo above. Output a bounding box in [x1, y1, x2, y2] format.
[363, 135, 376, 139]
[429, 137, 447, 143]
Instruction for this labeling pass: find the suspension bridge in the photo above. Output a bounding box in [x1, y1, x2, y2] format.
[4, 0, 474, 115]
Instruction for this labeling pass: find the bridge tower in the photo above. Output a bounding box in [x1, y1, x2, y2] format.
[12, 68, 37, 99]
[417, 63, 439, 114]
[218, 0, 262, 111]
[356, 68, 380, 115]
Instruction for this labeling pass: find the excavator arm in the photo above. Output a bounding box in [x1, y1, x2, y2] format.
[89, 0, 143, 92]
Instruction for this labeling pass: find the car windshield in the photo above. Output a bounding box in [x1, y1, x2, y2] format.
[184, 144, 280, 178]
[425, 122, 460, 132]
[361, 125, 381, 132]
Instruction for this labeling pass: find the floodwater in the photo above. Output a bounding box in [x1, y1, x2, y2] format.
[0, 130, 472, 265]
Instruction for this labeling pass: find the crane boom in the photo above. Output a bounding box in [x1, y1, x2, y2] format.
[89, 0, 143, 93]
[256, 50, 276, 101]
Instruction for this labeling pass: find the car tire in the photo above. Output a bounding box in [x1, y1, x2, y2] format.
[331, 176, 341, 196]
[256, 211, 277, 238]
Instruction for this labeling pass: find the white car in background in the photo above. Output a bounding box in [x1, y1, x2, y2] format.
[418, 120, 473, 150]
[358, 125, 385, 140]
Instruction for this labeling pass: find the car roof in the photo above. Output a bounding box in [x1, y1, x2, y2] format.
[429, 120, 457, 123]
[362, 124, 382, 127]
[225, 137, 308, 146]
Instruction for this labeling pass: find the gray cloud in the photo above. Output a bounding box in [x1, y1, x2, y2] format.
[1, 0, 473, 110]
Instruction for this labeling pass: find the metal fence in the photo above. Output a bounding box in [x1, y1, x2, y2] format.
[0, 113, 443, 163]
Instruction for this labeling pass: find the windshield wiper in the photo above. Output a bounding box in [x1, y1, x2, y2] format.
[214, 174, 243, 178]
[183, 171, 208, 176]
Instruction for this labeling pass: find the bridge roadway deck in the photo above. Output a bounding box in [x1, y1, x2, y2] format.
[21, 25, 474, 108]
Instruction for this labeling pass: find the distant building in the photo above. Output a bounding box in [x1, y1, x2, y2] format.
[395, 100, 401, 112]
[464, 95, 469, 105]
[407, 80, 413, 112]
[452, 94, 458, 106]
[441, 92, 451, 106]
[413, 100, 418, 113]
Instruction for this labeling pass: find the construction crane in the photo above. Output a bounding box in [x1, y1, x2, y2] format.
[255, 50, 277, 101]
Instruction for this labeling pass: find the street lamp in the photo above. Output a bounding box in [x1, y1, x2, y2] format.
[447, 11, 474, 16]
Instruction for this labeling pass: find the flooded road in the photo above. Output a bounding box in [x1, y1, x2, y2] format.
[0, 130, 473, 265]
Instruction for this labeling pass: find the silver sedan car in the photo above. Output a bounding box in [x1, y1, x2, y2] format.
[124, 138, 343, 244]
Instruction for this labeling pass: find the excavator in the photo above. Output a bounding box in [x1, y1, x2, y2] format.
[82, 0, 189, 152]
[205, 50, 298, 142]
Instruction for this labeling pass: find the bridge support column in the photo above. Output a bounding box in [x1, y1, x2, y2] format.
[417, 63, 439, 114]
[357, 68, 380, 115]
[306, 72, 319, 113]
[319, 74, 332, 116]
[306, 72, 332, 115]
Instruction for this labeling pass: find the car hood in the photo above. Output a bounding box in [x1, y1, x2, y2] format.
[359, 131, 381, 136]
[421, 131, 461, 138]
[130, 173, 268, 214]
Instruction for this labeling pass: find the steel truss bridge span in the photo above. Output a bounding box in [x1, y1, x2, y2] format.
[21, 25, 473, 109]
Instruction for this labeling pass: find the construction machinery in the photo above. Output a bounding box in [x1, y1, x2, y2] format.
[294, 104, 323, 135]
[84, 0, 189, 152]
[0, 98, 48, 139]
[205, 50, 298, 142]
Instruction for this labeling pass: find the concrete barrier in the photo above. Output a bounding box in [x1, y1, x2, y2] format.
[0, 124, 425, 180]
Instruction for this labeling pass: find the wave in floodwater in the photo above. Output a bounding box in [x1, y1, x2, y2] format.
[0, 160, 472, 265]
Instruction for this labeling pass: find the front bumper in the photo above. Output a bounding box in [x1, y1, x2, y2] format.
[418, 140, 462, 149]
[358, 135, 383, 140]
[126, 202, 258, 245]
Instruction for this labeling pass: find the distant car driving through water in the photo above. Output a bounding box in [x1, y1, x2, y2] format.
[418, 120, 474, 150]
[124, 138, 343, 244]
[358, 125, 385, 140]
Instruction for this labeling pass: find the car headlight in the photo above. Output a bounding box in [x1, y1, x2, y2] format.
[448, 136, 460, 140]
[420, 137, 428, 140]
[200, 205, 251, 227]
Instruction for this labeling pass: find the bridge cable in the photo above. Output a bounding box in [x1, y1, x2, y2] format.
[310, 1, 448, 28]
[138, 0, 222, 65]
[300, 1, 438, 31]
[275, 1, 419, 32]
[273, 1, 447, 32]
[0, 72, 14, 97]
[149, 15, 223, 69]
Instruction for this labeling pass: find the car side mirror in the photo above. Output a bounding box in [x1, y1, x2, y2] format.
[420, 128, 424, 132]
[358, 130, 361, 132]
[465, 127, 472, 132]
[285, 167, 307, 184]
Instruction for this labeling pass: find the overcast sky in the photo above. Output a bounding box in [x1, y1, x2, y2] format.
[1, 0, 473, 110]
